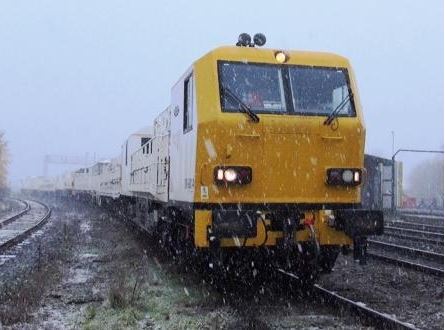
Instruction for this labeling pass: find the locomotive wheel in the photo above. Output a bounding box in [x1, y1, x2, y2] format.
[165, 208, 195, 266]
[158, 221, 174, 256]
[318, 245, 340, 273]
[280, 243, 319, 290]
[172, 224, 194, 264]
[296, 242, 320, 287]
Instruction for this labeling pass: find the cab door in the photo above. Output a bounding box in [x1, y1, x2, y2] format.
[168, 68, 198, 203]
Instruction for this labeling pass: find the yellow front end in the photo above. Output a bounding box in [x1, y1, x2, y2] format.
[194, 209, 352, 248]
[191, 46, 365, 249]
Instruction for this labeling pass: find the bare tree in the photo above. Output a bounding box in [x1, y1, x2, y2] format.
[0, 131, 8, 191]
[407, 156, 444, 206]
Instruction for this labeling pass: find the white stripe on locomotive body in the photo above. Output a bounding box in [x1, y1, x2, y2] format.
[168, 67, 198, 203]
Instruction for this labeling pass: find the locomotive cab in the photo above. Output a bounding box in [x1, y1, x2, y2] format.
[166, 40, 383, 274]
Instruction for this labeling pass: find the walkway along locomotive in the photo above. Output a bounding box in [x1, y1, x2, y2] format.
[25, 34, 384, 282]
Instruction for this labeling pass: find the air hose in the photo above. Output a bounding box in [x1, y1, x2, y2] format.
[259, 216, 269, 247]
[305, 222, 320, 262]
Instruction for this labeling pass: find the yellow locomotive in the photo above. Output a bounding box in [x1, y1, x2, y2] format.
[45, 33, 383, 282]
[158, 33, 383, 279]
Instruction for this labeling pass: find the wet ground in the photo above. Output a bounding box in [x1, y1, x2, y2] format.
[0, 199, 443, 329]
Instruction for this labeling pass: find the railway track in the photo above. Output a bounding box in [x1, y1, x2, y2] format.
[383, 226, 444, 245]
[368, 239, 444, 263]
[0, 200, 51, 255]
[374, 212, 444, 274]
[0, 199, 30, 227]
[398, 208, 444, 217]
[398, 212, 444, 227]
[386, 220, 443, 234]
[398, 213, 444, 226]
[367, 252, 444, 277]
[277, 269, 419, 330]
[367, 238, 443, 277]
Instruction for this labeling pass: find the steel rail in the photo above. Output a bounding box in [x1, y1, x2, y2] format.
[0, 199, 30, 228]
[384, 226, 444, 240]
[383, 231, 443, 246]
[368, 240, 444, 263]
[398, 208, 444, 217]
[0, 200, 52, 253]
[368, 252, 444, 277]
[385, 226, 443, 239]
[399, 213, 444, 224]
[277, 269, 419, 330]
[386, 221, 443, 233]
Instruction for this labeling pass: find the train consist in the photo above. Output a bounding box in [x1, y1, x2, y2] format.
[23, 34, 384, 282]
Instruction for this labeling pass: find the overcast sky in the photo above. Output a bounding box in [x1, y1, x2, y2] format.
[0, 0, 443, 186]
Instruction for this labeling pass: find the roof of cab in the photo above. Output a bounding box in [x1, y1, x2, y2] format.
[196, 46, 351, 68]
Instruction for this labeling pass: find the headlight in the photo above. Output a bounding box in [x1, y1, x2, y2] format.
[354, 171, 360, 183]
[214, 166, 252, 185]
[342, 170, 354, 183]
[275, 51, 288, 63]
[223, 168, 237, 182]
[327, 168, 361, 186]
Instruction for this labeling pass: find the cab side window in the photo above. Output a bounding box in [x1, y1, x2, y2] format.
[183, 74, 193, 133]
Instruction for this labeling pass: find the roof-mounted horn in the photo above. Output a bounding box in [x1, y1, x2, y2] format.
[236, 33, 266, 47]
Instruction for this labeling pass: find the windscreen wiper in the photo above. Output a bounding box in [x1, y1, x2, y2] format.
[323, 93, 353, 125]
[222, 86, 260, 123]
